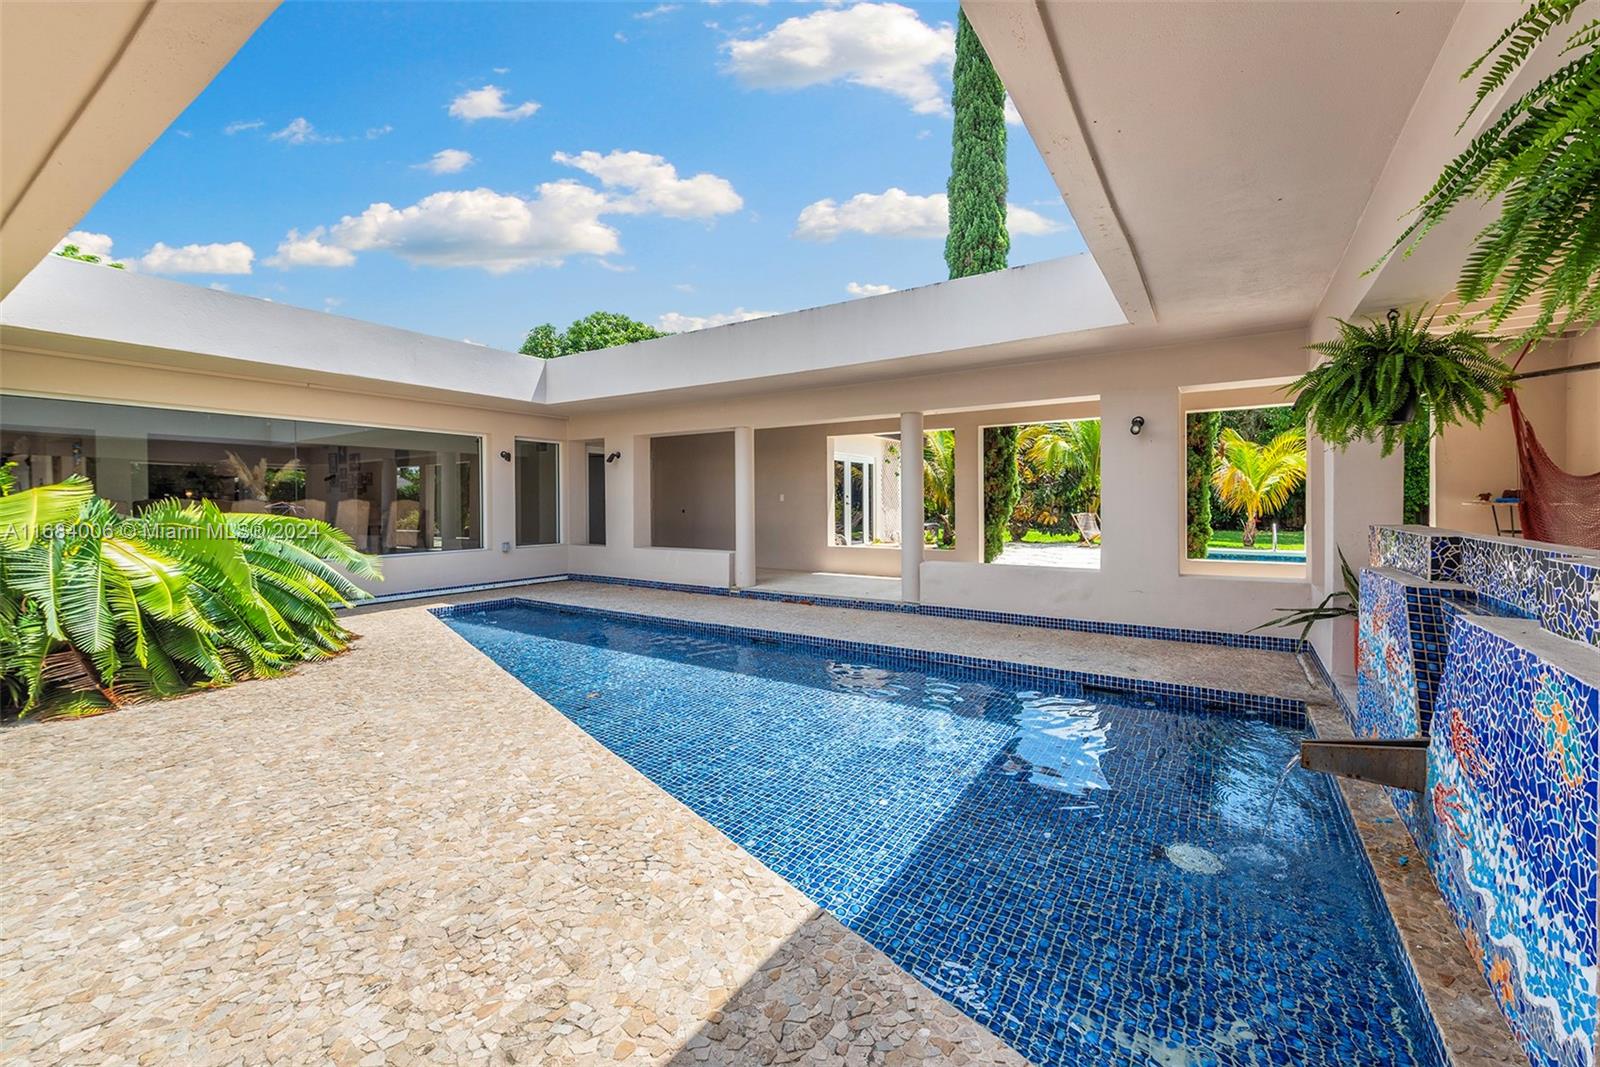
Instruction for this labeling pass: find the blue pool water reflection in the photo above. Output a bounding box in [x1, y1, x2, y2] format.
[442, 602, 1440, 1067]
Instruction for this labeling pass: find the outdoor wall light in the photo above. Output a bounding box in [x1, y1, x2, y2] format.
[606, 451, 622, 464]
[498, 450, 512, 462]
[1130, 415, 1146, 436]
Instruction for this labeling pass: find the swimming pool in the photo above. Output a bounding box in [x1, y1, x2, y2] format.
[441, 600, 1440, 1067]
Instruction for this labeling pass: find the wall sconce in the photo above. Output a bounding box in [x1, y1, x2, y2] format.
[498, 450, 512, 462]
[1129, 416, 1146, 436]
[605, 451, 622, 464]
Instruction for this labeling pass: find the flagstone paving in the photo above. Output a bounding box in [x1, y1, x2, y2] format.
[0, 605, 1025, 1067]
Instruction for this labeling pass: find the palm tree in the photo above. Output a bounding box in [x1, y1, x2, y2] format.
[0, 474, 380, 716]
[922, 430, 956, 548]
[1211, 427, 1307, 546]
[1018, 419, 1101, 514]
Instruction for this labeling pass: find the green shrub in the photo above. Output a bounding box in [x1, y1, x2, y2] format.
[0, 474, 381, 717]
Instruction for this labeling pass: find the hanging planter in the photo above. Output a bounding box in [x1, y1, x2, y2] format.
[1291, 307, 1512, 455]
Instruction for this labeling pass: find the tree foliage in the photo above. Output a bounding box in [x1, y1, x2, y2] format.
[982, 426, 1021, 563]
[0, 472, 380, 717]
[947, 11, 1019, 560]
[1294, 307, 1511, 456]
[1186, 411, 1222, 557]
[1402, 421, 1432, 525]
[1211, 428, 1308, 547]
[520, 311, 667, 359]
[946, 10, 1009, 279]
[1382, 0, 1600, 346]
[922, 430, 957, 548]
[55, 244, 125, 270]
[1011, 420, 1101, 538]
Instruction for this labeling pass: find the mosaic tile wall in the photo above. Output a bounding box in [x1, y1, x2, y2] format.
[1429, 608, 1598, 1067]
[1354, 568, 1470, 845]
[1361, 526, 1600, 1067]
[1371, 526, 1600, 647]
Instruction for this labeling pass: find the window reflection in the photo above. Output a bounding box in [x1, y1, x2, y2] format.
[0, 395, 482, 555]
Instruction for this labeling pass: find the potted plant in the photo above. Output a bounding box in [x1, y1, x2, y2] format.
[1290, 307, 1511, 455]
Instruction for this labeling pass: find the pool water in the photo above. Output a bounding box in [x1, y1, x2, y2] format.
[442, 602, 1441, 1067]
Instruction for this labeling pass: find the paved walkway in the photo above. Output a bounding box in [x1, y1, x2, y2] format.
[1, 605, 1023, 1067]
[2, 581, 1522, 1067]
[992, 542, 1101, 569]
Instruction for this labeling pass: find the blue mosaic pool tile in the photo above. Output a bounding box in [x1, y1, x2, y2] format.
[438, 600, 1444, 1067]
[1429, 607, 1599, 1067]
[435, 597, 1307, 724]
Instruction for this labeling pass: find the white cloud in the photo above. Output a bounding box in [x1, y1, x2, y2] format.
[492, 66, 510, 74]
[725, 3, 954, 115]
[795, 187, 944, 240]
[208, 282, 231, 292]
[846, 281, 896, 297]
[1006, 205, 1063, 237]
[319, 184, 620, 272]
[634, 3, 680, 18]
[265, 228, 357, 269]
[448, 85, 539, 122]
[461, 337, 487, 346]
[1004, 96, 1022, 126]
[224, 120, 264, 135]
[270, 117, 340, 145]
[53, 230, 117, 259]
[322, 296, 344, 312]
[365, 124, 394, 140]
[794, 188, 1064, 241]
[416, 148, 474, 175]
[674, 282, 696, 293]
[138, 241, 255, 275]
[552, 149, 742, 218]
[657, 307, 779, 333]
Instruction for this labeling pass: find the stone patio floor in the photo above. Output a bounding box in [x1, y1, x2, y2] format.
[1, 580, 1525, 1066]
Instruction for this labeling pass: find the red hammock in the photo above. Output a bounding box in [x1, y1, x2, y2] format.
[1506, 388, 1600, 548]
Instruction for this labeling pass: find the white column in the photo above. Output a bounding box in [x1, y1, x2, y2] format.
[900, 411, 925, 603]
[734, 426, 756, 588]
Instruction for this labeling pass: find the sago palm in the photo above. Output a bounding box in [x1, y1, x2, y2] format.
[1211, 428, 1308, 546]
[0, 474, 380, 717]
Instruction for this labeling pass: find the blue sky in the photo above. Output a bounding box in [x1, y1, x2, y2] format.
[64, 1, 1084, 349]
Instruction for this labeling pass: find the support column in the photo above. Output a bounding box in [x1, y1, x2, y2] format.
[733, 425, 756, 588]
[900, 411, 925, 604]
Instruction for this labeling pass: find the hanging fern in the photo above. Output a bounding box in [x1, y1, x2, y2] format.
[1383, 0, 1600, 345]
[1292, 307, 1512, 456]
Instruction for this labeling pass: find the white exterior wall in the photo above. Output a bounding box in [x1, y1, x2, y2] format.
[563, 329, 1319, 636]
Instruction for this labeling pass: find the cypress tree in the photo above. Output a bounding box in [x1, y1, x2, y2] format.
[947, 11, 1016, 561]
[946, 11, 1009, 278]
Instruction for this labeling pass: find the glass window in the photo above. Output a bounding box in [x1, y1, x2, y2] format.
[515, 439, 560, 546]
[0, 395, 482, 555]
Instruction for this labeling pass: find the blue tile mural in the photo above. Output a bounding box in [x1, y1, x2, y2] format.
[1429, 609, 1598, 1067]
[1359, 526, 1600, 1067]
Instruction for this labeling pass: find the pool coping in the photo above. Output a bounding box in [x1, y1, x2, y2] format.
[429, 589, 1526, 1067]
[357, 572, 1308, 654]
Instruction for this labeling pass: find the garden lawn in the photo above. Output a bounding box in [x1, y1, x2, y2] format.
[1206, 529, 1305, 551]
